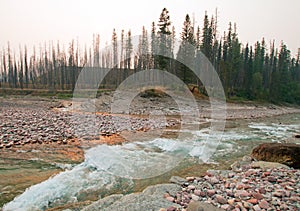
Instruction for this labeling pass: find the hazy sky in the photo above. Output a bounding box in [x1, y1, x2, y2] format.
[0, 0, 299, 56]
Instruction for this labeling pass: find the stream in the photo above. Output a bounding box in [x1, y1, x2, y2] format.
[2, 113, 300, 211]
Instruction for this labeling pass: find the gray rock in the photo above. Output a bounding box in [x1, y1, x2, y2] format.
[250, 161, 290, 170]
[82, 194, 123, 211]
[169, 176, 187, 186]
[206, 170, 231, 178]
[82, 184, 181, 211]
[187, 201, 224, 211]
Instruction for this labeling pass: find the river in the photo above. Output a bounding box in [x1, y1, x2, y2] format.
[2, 113, 300, 211]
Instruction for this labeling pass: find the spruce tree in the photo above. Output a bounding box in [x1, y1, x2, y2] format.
[157, 8, 172, 70]
[177, 14, 195, 83]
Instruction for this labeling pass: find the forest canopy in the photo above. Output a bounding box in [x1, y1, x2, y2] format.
[0, 8, 299, 104]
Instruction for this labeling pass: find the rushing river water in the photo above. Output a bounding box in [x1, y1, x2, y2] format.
[3, 113, 300, 211]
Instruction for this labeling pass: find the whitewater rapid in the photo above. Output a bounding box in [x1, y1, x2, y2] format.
[3, 119, 299, 211]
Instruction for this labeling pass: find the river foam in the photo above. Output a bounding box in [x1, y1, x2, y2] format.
[5, 123, 291, 211]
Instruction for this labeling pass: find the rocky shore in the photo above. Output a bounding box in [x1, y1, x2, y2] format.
[1, 95, 299, 149]
[163, 158, 300, 211]
[0, 97, 178, 149]
[0, 95, 300, 210]
[69, 158, 300, 211]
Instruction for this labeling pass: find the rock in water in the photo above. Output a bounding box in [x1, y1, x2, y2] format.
[251, 143, 300, 169]
[169, 176, 187, 186]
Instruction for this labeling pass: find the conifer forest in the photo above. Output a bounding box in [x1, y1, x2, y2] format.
[1, 8, 299, 104]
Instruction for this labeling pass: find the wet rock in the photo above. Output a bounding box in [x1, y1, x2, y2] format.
[251, 143, 300, 168]
[170, 176, 187, 186]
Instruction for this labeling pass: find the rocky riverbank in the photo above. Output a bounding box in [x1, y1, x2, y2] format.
[162, 158, 300, 211]
[0, 95, 300, 210]
[0, 96, 179, 149]
[63, 157, 299, 211]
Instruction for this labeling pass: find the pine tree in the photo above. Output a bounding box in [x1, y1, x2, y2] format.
[125, 30, 133, 70]
[24, 46, 29, 88]
[93, 34, 100, 67]
[157, 8, 172, 70]
[230, 23, 242, 93]
[2, 48, 7, 85]
[247, 46, 254, 98]
[112, 29, 119, 86]
[150, 22, 157, 69]
[140, 26, 149, 70]
[277, 42, 292, 102]
[51, 42, 57, 90]
[112, 29, 118, 68]
[201, 12, 213, 62]
[19, 46, 24, 89]
[13, 56, 18, 88]
[177, 14, 195, 83]
[196, 26, 201, 50]
[7, 43, 14, 88]
[68, 40, 76, 90]
[120, 30, 125, 70]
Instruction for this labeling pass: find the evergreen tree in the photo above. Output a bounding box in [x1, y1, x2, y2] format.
[112, 29, 118, 68]
[7, 43, 14, 88]
[140, 26, 149, 70]
[19, 46, 24, 89]
[277, 42, 292, 102]
[13, 56, 18, 88]
[24, 46, 29, 88]
[125, 30, 133, 70]
[150, 22, 157, 69]
[177, 14, 195, 83]
[93, 34, 100, 67]
[157, 8, 172, 70]
[201, 12, 213, 61]
[120, 30, 125, 70]
[2, 49, 7, 85]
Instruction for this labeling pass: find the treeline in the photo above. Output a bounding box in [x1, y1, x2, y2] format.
[0, 8, 299, 103]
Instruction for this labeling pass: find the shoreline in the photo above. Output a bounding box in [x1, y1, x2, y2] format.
[159, 158, 300, 211]
[0, 96, 300, 209]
